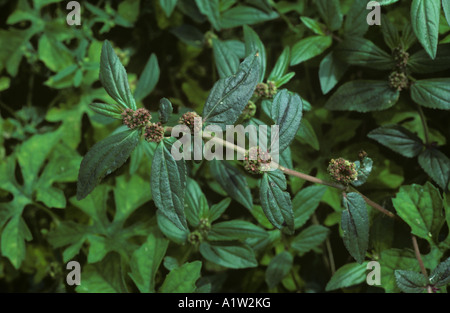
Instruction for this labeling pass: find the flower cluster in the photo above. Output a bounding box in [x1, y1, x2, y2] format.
[121, 108, 151, 129]
[144, 122, 164, 143]
[389, 71, 409, 91]
[253, 81, 277, 98]
[179, 111, 202, 133]
[198, 218, 211, 233]
[244, 146, 272, 174]
[240, 101, 257, 121]
[392, 47, 409, 70]
[327, 158, 358, 185]
[188, 231, 203, 245]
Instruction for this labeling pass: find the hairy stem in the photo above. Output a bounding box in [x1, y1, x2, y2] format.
[411, 235, 433, 293]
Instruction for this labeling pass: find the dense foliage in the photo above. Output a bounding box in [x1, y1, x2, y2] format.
[0, 0, 449, 293]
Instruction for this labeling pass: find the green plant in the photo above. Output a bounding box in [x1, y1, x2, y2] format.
[0, 0, 449, 293]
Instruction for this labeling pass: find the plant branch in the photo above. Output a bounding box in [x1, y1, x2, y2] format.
[411, 235, 434, 293]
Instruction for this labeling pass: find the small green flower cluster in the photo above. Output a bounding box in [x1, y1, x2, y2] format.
[244, 146, 272, 174]
[389, 47, 410, 91]
[144, 122, 164, 143]
[327, 158, 358, 185]
[389, 71, 409, 91]
[179, 111, 202, 133]
[121, 108, 151, 129]
[253, 81, 277, 98]
[240, 101, 257, 121]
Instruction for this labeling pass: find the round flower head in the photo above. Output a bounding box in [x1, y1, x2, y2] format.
[392, 47, 409, 69]
[244, 146, 272, 174]
[327, 158, 358, 185]
[144, 122, 164, 143]
[267, 81, 278, 97]
[240, 101, 257, 121]
[179, 111, 202, 134]
[254, 82, 269, 98]
[389, 71, 409, 91]
[121, 108, 151, 129]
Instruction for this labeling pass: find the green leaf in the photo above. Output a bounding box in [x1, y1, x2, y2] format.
[418, 148, 450, 190]
[151, 141, 188, 232]
[268, 47, 290, 83]
[335, 38, 394, 70]
[1, 215, 32, 269]
[401, 24, 418, 51]
[379, 248, 420, 292]
[89, 102, 123, 119]
[443, 0, 450, 27]
[195, 0, 221, 31]
[411, 79, 450, 110]
[212, 38, 240, 79]
[38, 34, 73, 72]
[290, 36, 332, 66]
[77, 129, 140, 200]
[128, 232, 169, 293]
[352, 157, 373, 187]
[381, 15, 400, 50]
[160, 0, 178, 17]
[271, 89, 303, 151]
[243, 25, 266, 82]
[76, 253, 128, 293]
[392, 182, 445, 241]
[265, 251, 293, 289]
[202, 52, 260, 129]
[185, 178, 209, 227]
[99, 40, 136, 110]
[134, 53, 160, 102]
[341, 193, 369, 264]
[411, 0, 440, 59]
[160, 261, 202, 293]
[207, 220, 268, 241]
[319, 51, 348, 95]
[292, 185, 326, 229]
[343, 0, 369, 37]
[395, 270, 428, 293]
[209, 198, 231, 222]
[429, 257, 450, 287]
[408, 45, 450, 73]
[367, 125, 424, 158]
[315, 0, 343, 31]
[199, 241, 257, 269]
[220, 5, 278, 29]
[291, 225, 329, 256]
[300, 16, 325, 35]
[156, 210, 189, 245]
[325, 262, 369, 291]
[209, 160, 253, 210]
[158, 98, 173, 124]
[295, 119, 320, 151]
[260, 170, 294, 234]
[325, 81, 399, 112]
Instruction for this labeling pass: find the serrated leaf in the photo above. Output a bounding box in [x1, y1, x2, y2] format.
[128, 232, 169, 293]
[411, 79, 450, 110]
[243, 25, 266, 82]
[156, 210, 189, 245]
[260, 170, 294, 234]
[151, 141, 188, 232]
[325, 262, 369, 291]
[185, 178, 209, 227]
[319, 51, 348, 95]
[408, 45, 450, 73]
[207, 220, 268, 241]
[290, 35, 332, 66]
[325, 81, 399, 112]
[343, 0, 369, 37]
[77, 129, 140, 200]
[395, 270, 427, 293]
[295, 119, 320, 151]
[381, 15, 400, 50]
[392, 182, 444, 241]
[99, 40, 136, 110]
[209, 160, 253, 210]
[212, 38, 240, 79]
[411, 0, 440, 59]
[160, 261, 202, 293]
[209, 198, 231, 222]
[335, 38, 394, 70]
[199, 241, 257, 269]
[418, 148, 450, 190]
[367, 125, 423, 158]
[271, 89, 302, 151]
[89, 102, 123, 119]
[341, 192, 369, 264]
[352, 157, 373, 187]
[292, 185, 326, 229]
[315, 0, 343, 31]
[268, 47, 290, 83]
[134, 53, 160, 102]
[158, 98, 173, 124]
[429, 257, 450, 287]
[291, 225, 329, 256]
[265, 251, 293, 289]
[1, 216, 32, 269]
[195, 0, 221, 30]
[202, 52, 260, 129]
